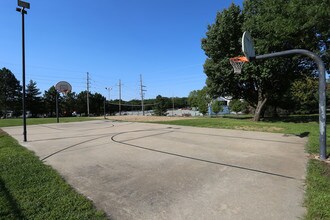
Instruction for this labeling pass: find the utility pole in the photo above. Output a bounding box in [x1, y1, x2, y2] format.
[87, 72, 90, 116]
[140, 74, 146, 116]
[119, 79, 122, 115]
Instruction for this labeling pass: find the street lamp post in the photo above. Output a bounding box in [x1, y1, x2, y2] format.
[16, 0, 30, 142]
[103, 98, 106, 119]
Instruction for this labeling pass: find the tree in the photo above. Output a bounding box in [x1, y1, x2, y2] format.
[43, 86, 59, 117]
[173, 97, 188, 109]
[197, 88, 210, 115]
[0, 67, 21, 117]
[90, 93, 106, 116]
[153, 95, 168, 116]
[75, 91, 106, 116]
[76, 91, 87, 115]
[201, 4, 247, 116]
[290, 77, 319, 114]
[202, 3, 293, 121]
[188, 87, 210, 115]
[229, 99, 248, 114]
[26, 80, 42, 117]
[188, 90, 199, 108]
[202, 1, 329, 121]
[211, 100, 223, 115]
[61, 92, 77, 117]
[198, 101, 208, 116]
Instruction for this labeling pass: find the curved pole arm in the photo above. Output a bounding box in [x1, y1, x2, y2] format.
[255, 49, 327, 160]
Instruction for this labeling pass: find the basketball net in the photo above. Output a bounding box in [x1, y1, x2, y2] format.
[62, 90, 70, 96]
[229, 56, 249, 74]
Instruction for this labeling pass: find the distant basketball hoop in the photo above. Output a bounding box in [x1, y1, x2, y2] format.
[55, 81, 72, 123]
[55, 81, 72, 95]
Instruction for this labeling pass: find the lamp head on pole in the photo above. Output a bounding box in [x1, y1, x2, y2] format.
[18, 0, 30, 9]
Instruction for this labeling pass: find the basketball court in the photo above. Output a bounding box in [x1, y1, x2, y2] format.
[3, 120, 307, 219]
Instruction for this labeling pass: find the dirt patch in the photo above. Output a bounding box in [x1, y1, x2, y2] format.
[95, 115, 196, 122]
[234, 126, 284, 132]
[309, 154, 330, 164]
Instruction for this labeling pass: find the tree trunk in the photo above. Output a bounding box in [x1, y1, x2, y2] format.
[272, 106, 279, 118]
[253, 97, 268, 122]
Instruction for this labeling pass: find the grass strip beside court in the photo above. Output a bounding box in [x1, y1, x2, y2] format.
[305, 159, 330, 219]
[0, 117, 96, 127]
[0, 130, 106, 220]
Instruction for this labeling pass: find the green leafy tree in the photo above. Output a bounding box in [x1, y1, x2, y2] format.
[290, 77, 319, 114]
[188, 90, 199, 108]
[26, 80, 42, 117]
[61, 92, 77, 116]
[243, 0, 329, 119]
[202, 1, 329, 121]
[197, 88, 210, 115]
[173, 97, 188, 109]
[75, 91, 106, 116]
[211, 100, 223, 115]
[202, 3, 293, 121]
[153, 95, 168, 116]
[0, 67, 21, 117]
[244, 0, 328, 64]
[201, 4, 247, 117]
[188, 88, 210, 115]
[43, 86, 59, 117]
[90, 93, 106, 116]
[229, 99, 248, 114]
[76, 91, 88, 115]
[198, 103, 208, 116]
[144, 98, 156, 111]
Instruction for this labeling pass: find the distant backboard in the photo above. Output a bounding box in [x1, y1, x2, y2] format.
[55, 81, 72, 95]
[242, 31, 255, 61]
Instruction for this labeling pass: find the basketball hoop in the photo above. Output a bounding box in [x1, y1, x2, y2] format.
[55, 81, 72, 95]
[229, 56, 249, 74]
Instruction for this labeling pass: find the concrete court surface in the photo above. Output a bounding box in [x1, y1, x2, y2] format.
[3, 120, 308, 220]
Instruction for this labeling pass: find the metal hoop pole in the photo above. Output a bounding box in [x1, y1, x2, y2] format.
[56, 92, 59, 123]
[256, 49, 327, 160]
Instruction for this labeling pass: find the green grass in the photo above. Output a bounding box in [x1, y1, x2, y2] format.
[0, 130, 107, 219]
[305, 160, 330, 220]
[0, 117, 97, 127]
[151, 116, 330, 219]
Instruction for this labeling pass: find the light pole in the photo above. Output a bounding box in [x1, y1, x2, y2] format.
[105, 87, 112, 115]
[103, 98, 106, 119]
[16, 0, 30, 142]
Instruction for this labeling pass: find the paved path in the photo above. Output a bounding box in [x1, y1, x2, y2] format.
[3, 120, 307, 220]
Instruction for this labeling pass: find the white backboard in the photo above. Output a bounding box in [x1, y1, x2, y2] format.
[55, 81, 72, 94]
[242, 31, 256, 61]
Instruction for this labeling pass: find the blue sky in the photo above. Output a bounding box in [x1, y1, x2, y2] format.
[0, 0, 243, 100]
